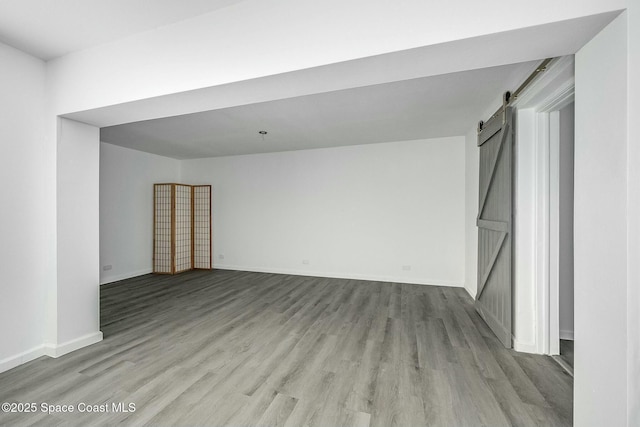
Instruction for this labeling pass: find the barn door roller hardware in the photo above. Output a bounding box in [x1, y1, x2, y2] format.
[478, 57, 554, 132]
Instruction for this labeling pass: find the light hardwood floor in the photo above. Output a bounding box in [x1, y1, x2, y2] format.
[0, 270, 573, 426]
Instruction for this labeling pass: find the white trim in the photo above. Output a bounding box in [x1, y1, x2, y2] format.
[0, 345, 47, 374]
[513, 337, 538, 354]
[0, 331, 104, 373]
[539, 96, 575, 356]
[213, 264, 464, 288]
[43, 331, 103, 358]
[464, 286, 477, 300]
[560, 330, 574, 341]
[537, 81, 575, 113]
[511, 56, 575, 110]
[513, 55, 575, 355]
[100, 268, 152, 285]
[534, 110, 552, 355]
[548, 110, 561, 355]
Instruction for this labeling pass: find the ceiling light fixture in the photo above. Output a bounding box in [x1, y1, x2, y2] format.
[258, 130, 268, 141]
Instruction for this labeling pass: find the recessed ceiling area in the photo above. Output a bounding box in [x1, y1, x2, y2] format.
[0, 0, 249, 59]
[100, 61, 538, 159]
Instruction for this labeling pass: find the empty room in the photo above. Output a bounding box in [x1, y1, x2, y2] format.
[0, 1, 638, 426]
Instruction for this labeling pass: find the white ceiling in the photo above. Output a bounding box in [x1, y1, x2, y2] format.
[0, 0, 248, 59]
[100, 61, 537, 159]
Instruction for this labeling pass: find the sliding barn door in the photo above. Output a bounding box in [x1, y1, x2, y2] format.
[476, 107, 514, 348]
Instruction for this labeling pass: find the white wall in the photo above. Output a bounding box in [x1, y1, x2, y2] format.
[627, 2, 640, 425]
[574, 13, 628, 426]
[55, 118, 102, 349]
[558, 103, 574, 340]
[627, 1, 640, 426]
[180, 138, 465, 286]
[99, 143, 181, 284]
[0, 42, 47, 371]
[464, 127, 479, 297]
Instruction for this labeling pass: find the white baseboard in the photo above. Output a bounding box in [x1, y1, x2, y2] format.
[559, 329, 574, 340]
[1, 331, 104, 374]
[463, 285, 477, 300]
[513, 337, 539, 354]
[0, 345, 47, 374]
[100, 268, 152, 285]
[44, 331, 103, 358]
[213, 264, 463, 288]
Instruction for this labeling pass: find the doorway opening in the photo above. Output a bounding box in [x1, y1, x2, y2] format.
[511, 56, 575, 364]
[551, 102, 575, 375]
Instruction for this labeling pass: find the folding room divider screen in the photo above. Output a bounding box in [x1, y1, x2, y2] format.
[153, 183, 212, 274]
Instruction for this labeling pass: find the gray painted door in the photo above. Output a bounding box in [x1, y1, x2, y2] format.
[476, 106, 513, 348]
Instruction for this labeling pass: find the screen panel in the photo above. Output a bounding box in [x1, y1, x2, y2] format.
[174, 184, 192, 273]
[153, 184, 173, 273]
[193, 185, 212, 270]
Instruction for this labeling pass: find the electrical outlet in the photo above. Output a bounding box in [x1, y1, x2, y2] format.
[302, 259, 310, 265]
[103, 265, 112, 271]
[402, 265, 411, 271]
[218, 254, 225, 260]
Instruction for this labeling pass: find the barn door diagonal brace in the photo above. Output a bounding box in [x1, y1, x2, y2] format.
[477, 122, 510, 220]
[476, 231, 507, 299]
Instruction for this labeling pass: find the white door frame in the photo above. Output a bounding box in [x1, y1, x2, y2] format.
[535, 88, 574, 355]
[511, 56, 574, 354]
